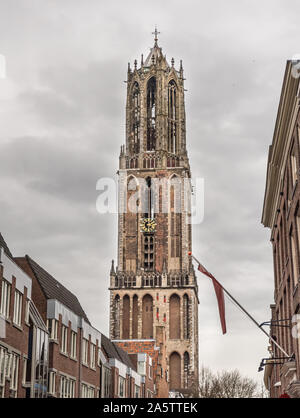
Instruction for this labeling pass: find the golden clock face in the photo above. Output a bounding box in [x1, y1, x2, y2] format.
[140, 218, 156, 233]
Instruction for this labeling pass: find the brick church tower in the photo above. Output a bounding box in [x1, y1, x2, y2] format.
[109, 30, 199, 395]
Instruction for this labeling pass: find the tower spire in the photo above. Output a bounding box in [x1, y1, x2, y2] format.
[152, 26, 160, 46]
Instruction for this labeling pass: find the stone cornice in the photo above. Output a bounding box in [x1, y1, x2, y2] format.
[262, 61, 300, 228]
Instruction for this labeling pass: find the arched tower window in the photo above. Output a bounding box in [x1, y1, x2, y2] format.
[183, 352, 190, 388]
[168, 80, 177, 153]
[132, 295, 138, 338]
[143, 177, 155, 271]
[169, 352, 181, 389]
[122, 295, 130, 339]
[170, 176, 181, 260]
[147, 77, 156, 151]
[125, 176, 138, 272]
[169, 294, 181, 339]
[113, 295, 120, 338]
[183, 294, 190, 339]
[132, 82, 140, 154]
[144, 177, 154, 219]
[142, 294, 153, 339]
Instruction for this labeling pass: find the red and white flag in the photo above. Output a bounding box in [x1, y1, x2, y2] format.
[197, 262, 227, 334]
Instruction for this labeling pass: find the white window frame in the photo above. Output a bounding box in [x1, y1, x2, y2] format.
[0, 346, 7, 398]
[70, 331, 77, 359]
[119, 376, 125, 398]
[47, 319, 58, 340]
[90, 343, 96, 369]
[0, 280, 11, 319]
[88, 386, 95, 398]
[5, 352, 11, 380]
[81, 383, 87, 398]
[61, 325, 68, 355]
[82, 339, 88, 365]
[49, 371, 56, 396]
[81, 383, 95, 398]
[13, 290, 22, 327]
[59, 374, 75, 398]
[135, 384, 140, 398]
[10, 353, 19, 396]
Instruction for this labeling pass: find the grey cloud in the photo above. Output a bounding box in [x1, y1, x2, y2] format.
[1, 0, 298, 383]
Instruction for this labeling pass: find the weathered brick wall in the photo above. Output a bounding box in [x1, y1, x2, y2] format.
[110, 43, 199, 396]
[267, 102, 300, 398]
[0, 268, 29, 398]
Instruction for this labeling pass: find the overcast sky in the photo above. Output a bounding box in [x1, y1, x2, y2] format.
[1, 0, 299, 384]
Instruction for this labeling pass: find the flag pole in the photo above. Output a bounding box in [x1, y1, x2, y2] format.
[189, 253, 290, 358]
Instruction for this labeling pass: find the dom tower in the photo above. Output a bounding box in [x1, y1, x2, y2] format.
[109, 30, 199, 395]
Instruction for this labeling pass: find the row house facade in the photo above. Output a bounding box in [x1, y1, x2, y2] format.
[15, 254, 103, 398]
[101, 334, 143, 398]
[0, 233, 149, 398]
[0, 234, 49, 398]
[262, 60, 300, 398]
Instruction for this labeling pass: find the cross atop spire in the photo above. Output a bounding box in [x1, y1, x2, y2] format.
[152, 26, 160, 46]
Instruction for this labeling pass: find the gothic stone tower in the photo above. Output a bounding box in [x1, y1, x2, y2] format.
[109, 31, 199, 394]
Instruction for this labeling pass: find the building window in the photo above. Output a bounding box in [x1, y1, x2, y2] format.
[135, 384, 140, 398]
[13, 290, 22, 326]
[90, 343, 96, 369]
[147, 389, 153, 398]
[47, 319, 58, 340]
[103, 367, 111, 398]
[0, 280, 11, 319]
[88, 386, 95, 398]
[82, 339, 88, 365]
[48, 371, 56, 396]
[10, 353, 19, 396]
[119, 376, 125, 398]
[5, 352, 12, 380]
[61, 325, 68, 355]
[81, 383, 95, 398]
[0, 346, 8, 398]
[34, 328, 49, 398]
[137, 359, 146, 376]
[70, 331, 77, 359]
[59, 375, 75, 398]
